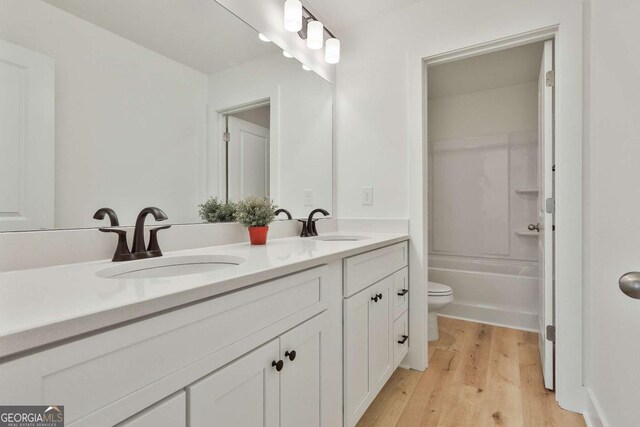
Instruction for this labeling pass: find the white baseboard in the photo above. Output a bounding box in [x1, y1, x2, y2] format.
[438, 302, 538, 332]
[583, 387, 608, 427]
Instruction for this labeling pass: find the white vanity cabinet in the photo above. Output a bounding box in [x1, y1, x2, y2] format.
[343, 243, 409, 427]
[0, 264, 342, 427]
[188, 314, 328, 427]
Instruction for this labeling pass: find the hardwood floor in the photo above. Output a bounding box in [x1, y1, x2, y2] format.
[357, 317, 585, 427]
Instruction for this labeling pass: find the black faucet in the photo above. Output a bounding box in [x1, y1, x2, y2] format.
[305, 208, 330, 237]
[93, 207, 120, 226]
[132, 207, 170, 255]
[274, 208, 293, 220]
[96, 207, 170, 262]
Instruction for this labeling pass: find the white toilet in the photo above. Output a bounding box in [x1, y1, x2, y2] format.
[427, 281, 454, 341]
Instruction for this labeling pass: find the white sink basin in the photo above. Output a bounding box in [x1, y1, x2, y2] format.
[312, 235, 370, 242]
[97, 255, 246, 279]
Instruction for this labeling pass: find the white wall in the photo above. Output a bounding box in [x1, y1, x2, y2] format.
[583, 0, 640, 425]
[335, 0, 584, 411]
[208, 53, 333, 219]
[0, 0, 209, 229]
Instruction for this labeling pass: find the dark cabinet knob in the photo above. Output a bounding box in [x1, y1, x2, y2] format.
[377, 293, 383, 300]
[371, 295, 379, 302]
[285, 350, 297, 361]
[272, 360, 284, 371]
[397, 289, 409, 296]
[398, 335, 409, 344]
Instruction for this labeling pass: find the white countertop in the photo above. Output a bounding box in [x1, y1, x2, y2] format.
[0, 232, 408, 360]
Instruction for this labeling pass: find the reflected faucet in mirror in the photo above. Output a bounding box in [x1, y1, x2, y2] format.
[93, 208, 120, 226]
[96, 207, 171, 262]
[275, 208, 293, 220]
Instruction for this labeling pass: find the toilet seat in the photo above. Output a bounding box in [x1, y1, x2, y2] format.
[428, 281, 453, 296]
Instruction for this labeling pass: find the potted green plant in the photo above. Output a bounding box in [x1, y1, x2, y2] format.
[236, 196, 277, 245]
[198, 197, 238, 223]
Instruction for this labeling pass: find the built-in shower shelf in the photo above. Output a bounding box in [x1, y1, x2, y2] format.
[515, 230, 539, 237]
[515, 188, 539, 195]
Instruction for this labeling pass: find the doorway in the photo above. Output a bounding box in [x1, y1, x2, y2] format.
[219, 101, 271, 203]
[425, 40, 556, 389]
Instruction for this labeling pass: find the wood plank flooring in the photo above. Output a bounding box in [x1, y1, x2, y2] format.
[357, 317, 585, 427]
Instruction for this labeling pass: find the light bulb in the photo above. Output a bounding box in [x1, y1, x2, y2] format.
[283, 50, 293, 58]
[284, 0, 302, 32]
[307, 20, 324, 50]
[302, 64, 311, 71]
[258, 33, 271, 42]
[325, 38, 340, 64]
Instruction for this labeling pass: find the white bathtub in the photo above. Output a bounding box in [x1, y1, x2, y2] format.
[428, 255, 539, 331]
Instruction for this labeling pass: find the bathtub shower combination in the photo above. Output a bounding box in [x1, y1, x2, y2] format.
[429, 255, 538, 331]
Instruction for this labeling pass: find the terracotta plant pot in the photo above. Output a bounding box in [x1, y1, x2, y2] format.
[248, 226, 269, 245]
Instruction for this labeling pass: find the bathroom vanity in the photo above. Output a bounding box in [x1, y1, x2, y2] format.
[0, 234, 409, 427]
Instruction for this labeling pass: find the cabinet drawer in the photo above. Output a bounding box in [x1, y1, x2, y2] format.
[344, 242, 408, 297]
[393, 311, 409, 369]
[2, 266, 329, 426]
[117, 392, 185, 427]
[393, 267, 409, 319]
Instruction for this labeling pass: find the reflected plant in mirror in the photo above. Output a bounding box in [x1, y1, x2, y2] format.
[0, 0, 333, 233]
[198, 198, 238, 223]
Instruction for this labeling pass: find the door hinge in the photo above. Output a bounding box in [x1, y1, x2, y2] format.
[223, 132, 230, 143]
[546, 325, 556, 343]
[545, 198, 555, 214]
[546, 70, 555, 87]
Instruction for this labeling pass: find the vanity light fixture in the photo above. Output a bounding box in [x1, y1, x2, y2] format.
[284, 0, 302, 32]
[284, 2, 341, 64]
[306, 20, 324, 50]
[325, 38, 340, 64]
[283, 50, 293, 58]
[258, 33, 271, 42]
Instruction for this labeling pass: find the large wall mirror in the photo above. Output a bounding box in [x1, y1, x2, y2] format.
[0, 0, 333, 232]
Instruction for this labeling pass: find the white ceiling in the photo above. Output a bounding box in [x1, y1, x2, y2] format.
[305, 0, 421, 34]
[428, 42, 544, 99]
[42, 0, 280, 74]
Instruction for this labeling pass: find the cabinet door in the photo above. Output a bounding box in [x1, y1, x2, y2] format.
[279, 314, 326, 427]
[368, 275, 394, 396]
[117, 391, 186, 427]
[187, 339, 280, 427]
[344, 288, 372, 426]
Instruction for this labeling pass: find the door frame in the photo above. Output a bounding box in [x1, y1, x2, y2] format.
[207, 92, 281, 202]
[407, 25, 584, 412]
[217, 100, 271, 201]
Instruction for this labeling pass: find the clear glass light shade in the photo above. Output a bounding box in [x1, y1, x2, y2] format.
[284, 0, 302, 32]
[325, 38, 340, 64]
[307, 20, 324, 50]
[283, 50, 293, 58]
[258, 33, 271, 42]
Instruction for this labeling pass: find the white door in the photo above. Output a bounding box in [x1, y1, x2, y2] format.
[187, 339, 280, 427]
[537, 39, 554, 390]
[279, 315, 325, 427]
[227, 116, 269, 201]
[0, 39, 54, 231]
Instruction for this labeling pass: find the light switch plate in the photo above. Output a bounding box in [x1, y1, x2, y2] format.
[362, 187, 373, 205]
[304, 189, 313, 206]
